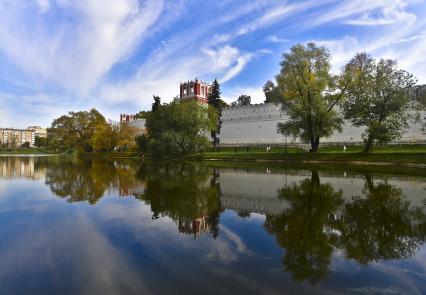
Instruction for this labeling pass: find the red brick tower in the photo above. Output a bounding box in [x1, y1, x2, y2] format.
[179, 79, 211, 104]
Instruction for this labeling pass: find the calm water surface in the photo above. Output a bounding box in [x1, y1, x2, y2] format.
[0, 156, 425, 294]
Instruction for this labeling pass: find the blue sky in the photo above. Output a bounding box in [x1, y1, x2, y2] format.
[1, 0, 426, 128]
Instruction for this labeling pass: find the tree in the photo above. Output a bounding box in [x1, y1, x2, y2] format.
[116, 123, 138, 151]
[275, 43, 346, 152]
[231, 95, 251, 107]
[134, 110, 149, 120]
[218, 99, 229, 109]
[263, 80, 282, 103]
[152, 95, 161, 112]
[48, 109, 106, 152]
[91, 123, 118, 152]
[35, 136, 48, 148]
[207, 78, 222, 150]
[145, 99, 218, 155]
[342, 53, 416, 152]
[135, 134, 149, 153]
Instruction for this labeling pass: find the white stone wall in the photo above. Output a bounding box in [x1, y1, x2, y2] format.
[219, 103, 426, 146]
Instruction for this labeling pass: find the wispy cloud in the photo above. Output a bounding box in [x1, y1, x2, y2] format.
[0, 0, 425, 126]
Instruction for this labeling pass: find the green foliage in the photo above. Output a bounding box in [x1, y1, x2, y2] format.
[21, 141, 30, 148]
[115, 123, 138, 151]
[35, 136, 48, 148]
[263, 80, 282, 104]
[48, 109, 106, 152]
[231, 94, 251, 107]
[275, 43, 345, 152]
[134, 110, 150, 120]
[48, 108, 138, 153]
[91, 123, 118, 152]
[135, 134, 149, 153]
[207, 78, 222, 149]
[152, 95, 161, 112]
[218, 99, 229, 109]
[145, 100, 218, 155]
[342, 53, 416, 152]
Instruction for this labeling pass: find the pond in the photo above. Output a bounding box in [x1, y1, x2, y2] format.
[0, 156, 425, 294]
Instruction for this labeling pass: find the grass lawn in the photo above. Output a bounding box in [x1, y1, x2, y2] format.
[0, 148, 50, 154]
[193, 144, 426, 165]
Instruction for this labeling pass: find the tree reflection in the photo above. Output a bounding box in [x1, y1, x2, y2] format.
[45, 158, 141, 204]
[136, 162, 221, 239]
[337, 174, 426, 264]
[265, 171, 426, 284]
[264, 171, 343, 284]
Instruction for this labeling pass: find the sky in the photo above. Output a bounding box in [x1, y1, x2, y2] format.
[1, 0, 426, 128]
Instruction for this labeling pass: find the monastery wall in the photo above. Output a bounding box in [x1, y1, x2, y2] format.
[219, 103, 426, 146]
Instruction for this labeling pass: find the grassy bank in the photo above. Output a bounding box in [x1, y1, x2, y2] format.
[0, 148, 51, 155]
[190, 145, 426, 167]
[81, 151, 142, 158]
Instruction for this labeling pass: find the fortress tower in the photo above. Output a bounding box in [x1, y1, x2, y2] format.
[179, 79, 211, 104]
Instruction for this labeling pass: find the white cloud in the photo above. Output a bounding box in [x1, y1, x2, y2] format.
[345, 0, 416, 26]
[0, 0, 164, 95]
[268, 35, 289, 43]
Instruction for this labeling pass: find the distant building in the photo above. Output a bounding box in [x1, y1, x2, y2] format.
[27, 126, 47, 138]
[119, 114, 146, 135]
[180, 79, 211, 104]
[0, 128, 35, 147]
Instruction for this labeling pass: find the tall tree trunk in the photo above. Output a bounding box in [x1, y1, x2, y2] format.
[364, 134, 374, 153]
[310, 137, 320, 153]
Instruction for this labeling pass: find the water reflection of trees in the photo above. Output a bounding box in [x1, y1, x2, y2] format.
[264, 171, 426, 284]
[45, 158, 141, 204]
[136, 162, 221, 238]
[43, 158, 222, 238]
[264, 171, 343, 284]
[336, 174, 425, 264]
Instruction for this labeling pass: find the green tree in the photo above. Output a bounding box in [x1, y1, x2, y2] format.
[146, 99, 218, 155]
[207, 78, 222, 150]
[341, 53, 416, 152]
[218, 99, 229, 109]
[135, 134, 149, 153]
[264, 171, 343, 284]
[116, 123, 138, 151]
[91, 123, 118, 152]
[263, 80, 282, 104]
[231, 95, 251, 107]
[152, 95, 161, 112]
[275, 43, 346, 152]
[134, 110, 150, 120]
[48, 109, 106, 152]
[35, 136, 48, 148]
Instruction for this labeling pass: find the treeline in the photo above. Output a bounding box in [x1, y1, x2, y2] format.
[45, 109, 138, 153]
[44, 42, 425, 155]
[137, 94, 220, 155]
[263, 43, 422, 152]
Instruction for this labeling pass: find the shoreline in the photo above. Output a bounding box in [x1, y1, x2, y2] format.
[197, 157, 426, 169]
[3, 151, 426, 169]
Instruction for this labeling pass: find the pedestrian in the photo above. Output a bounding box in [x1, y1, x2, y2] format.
[343, 145, 346, 153]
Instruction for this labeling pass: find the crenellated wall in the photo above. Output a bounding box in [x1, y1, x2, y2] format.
[219, 103, 426, 146]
